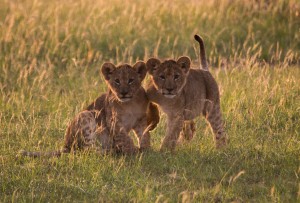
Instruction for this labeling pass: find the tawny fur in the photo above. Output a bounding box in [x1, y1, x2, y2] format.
[145, 34, 227, 151]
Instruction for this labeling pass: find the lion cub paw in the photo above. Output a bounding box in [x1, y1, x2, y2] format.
[215, 135, 228, 149]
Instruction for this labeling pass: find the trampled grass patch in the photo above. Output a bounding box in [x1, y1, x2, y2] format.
[0, 0, 299, 202]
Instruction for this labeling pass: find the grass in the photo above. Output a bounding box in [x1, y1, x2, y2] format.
[0, 0, 299, 202]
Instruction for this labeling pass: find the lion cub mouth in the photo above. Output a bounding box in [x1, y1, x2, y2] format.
[163, 94, 176, 99]
[119, 97, 132, 102]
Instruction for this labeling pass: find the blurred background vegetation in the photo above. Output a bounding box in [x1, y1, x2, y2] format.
[0, 0, 299, 71]
[1, 0, 299, 96]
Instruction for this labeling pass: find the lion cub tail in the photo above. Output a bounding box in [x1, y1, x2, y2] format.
[17, 148, 70, 158]
[194, 34, 208, 71]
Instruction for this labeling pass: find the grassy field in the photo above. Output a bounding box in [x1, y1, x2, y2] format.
[1, 0, 300, 202]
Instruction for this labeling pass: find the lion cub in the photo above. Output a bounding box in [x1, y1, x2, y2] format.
[87, 61, 159, 154]
[19, 62, 159, 157]
[145, 35, 227, 151]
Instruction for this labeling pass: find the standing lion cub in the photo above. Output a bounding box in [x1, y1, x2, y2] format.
[145, 35, 227, 151]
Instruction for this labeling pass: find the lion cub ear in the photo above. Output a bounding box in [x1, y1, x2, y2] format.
[146, 58, 161, 75]
[133, 61, 147, 81]
[177, 56, 191, 74]
[101, 62, 116, 80]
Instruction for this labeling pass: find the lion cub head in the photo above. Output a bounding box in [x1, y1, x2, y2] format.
[146, 57, 191, 98]
[101, 61, 147, 102]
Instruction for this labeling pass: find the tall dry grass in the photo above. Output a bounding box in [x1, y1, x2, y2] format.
[0, 0, 299, 202]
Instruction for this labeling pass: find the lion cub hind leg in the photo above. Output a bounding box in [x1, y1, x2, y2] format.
[112, 128, 138, 155]
[205, 103, 227, 148]
[64, 110, 98, 152]
[17, 111, 96, 158]
[94, 126, 112, 154]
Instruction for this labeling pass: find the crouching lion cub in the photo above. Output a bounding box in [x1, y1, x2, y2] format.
[19, 61, 159, 157]
[87, 61, 159, 154]
[145, 35, 227, 151]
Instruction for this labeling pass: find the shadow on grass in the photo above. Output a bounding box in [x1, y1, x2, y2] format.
[8, 143, 299, 202]
[122, 145, 299, 201]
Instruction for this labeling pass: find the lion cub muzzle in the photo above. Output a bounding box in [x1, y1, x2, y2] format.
[146, 57, 191, 98]
[101, 62, 147, 102]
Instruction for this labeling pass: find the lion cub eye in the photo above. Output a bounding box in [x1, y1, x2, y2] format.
[114, 79, 120, 85]
[128, 79, 134, 85]
[159, 75, 166, 80]
[174, 75, 180, 80]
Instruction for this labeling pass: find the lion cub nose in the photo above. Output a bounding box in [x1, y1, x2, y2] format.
[166, 88, 174, 92]
[120, 91, 128, 96]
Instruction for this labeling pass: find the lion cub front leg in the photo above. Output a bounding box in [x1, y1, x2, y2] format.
[177, 120, 196, 144]
[133, 117, 151, 151]
[160, 115, 184, 151]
